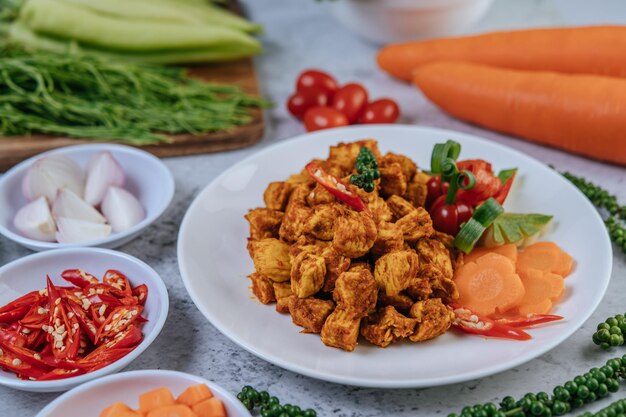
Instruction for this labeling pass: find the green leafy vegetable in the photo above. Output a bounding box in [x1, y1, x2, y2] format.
[483, 213, 553, 248]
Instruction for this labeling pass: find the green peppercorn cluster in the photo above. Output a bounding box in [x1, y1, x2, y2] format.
[448, 356, 626, 417]
[237, 386, 317, 417]
[579, 397, 626, 417]
[560, 171, 626, 254]
[350, 147, 380, 193]
[593, 314, 626, 349]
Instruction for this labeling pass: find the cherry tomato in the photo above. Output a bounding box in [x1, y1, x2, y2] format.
[429, 195, 474, 236]
[331, 83, 368, 124]
[425, 175, 449, 209]
[303, 106, 349, 132]
[360, 98, 400, 124]
[296, 69, 338, 99]
[287, 89, 329, 120]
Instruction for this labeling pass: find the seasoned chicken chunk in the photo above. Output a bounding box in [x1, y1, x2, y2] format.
[431, 230, 455, 252]
[263, 182, 295, 211]
[248, 273, 275, 304]
[419, 264, 459, 301]
[272, 282, 293, 300]
[276, 295, 294, 314]
[379, 162, 407, 197]
[320, 308, 361, 351]
[333, 269, 378, 317]
[327, 140, 381, 177]
[381, 152, 417, 180]
[406, 278, 433, 301]
[386, 195, 417, 220]
[353, 186, 393, 223]
[291, 251, 326, 298]
[332, 209, 377, 258]
[371, 221, 404, 256]
[409, 298, 454, 342]
[374, 250, 420, 296]
[289, 297, 335, 333]
[251, 238, 291, 282]
[245, 208, 283, 241]
[279, 184, 313, 242]
[302, 203, 339, 241]
[306, 183, 336, 206]
[377, 293, 414, 313]
[396, 207, 434, 242]
[289, 237, 350, 293]
[403, 171, 429, 208]
[415, 238, 454, 280]
[349, 263, 372, 273]
[361, 306, 417, 347]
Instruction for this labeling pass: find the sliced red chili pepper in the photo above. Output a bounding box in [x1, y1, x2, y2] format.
[0, 290, 41, 316]
[37, 367, 86, 381]
[0, 350, 47, 380]
[495, 314, 564, 328]
[95, 305, 143, 344]
[84, 283, 127, 301]
[99, 293, 137, 307]
[132, 284, 148, 306]
[87, 348, 134, 372]
[61, 269, 99, 288]
[0, 305, 32, 324]
[0, 341, 53, 370]
[19, 299, 49, 330]
[0, 326, 27, 348]
[90, 302, 110, 325]
[449, 304, 531, 341]
[103, 270, 132, 297]
[46, 277, 81, 360]
[493, 170, 517, 205]
[99, 325, 143, 351]
[67, 300, 98, 344]
[305, 162, 370, 214]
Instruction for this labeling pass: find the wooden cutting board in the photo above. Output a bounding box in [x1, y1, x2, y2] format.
[0, 3, 264, 172]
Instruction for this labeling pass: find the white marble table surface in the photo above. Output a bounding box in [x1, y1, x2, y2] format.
[2, 1, 626, 416]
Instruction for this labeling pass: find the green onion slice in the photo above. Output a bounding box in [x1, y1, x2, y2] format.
[431, 140, 461, 175]
[454, 198, 505, 254]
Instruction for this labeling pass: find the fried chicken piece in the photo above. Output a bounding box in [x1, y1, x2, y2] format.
[333, 269, 378, 317]
[263, 182, 295, 211]
[291, 251, 326, 298]
[248, 273, 276, 304]
[409, 298, 454, 342]
[386, 195, 417, 220]
[396, 207, 434, 242]
[374, 250, 420, 296]
[289, 297, 335, 333]
[349, 263, 372, 273]
[352, 186, 393, 223]
[415, 238, 454, 280]
[272, 282, 293, 300]
[306, 183, 336, 206]
[377, 293, 414, 313]
[320, 308, 361, 351]
[379, 162, 407, 197]
[371, 221, 404, 256]
[381, 152, 417, 180]
[276, 295, 294, 314]
[403, 171, 430, 208]
[332, 209, 377, 258]
[302, 203, 339, 241]
[406, 278, 433, 301]
[361, 306, 417, 348]
[419, 264, 459, 302]
[327, 140, 381, 177]
[245, 208, 283, 241]
[250, 238, 291, 282]
[431, 230, 455, 252]
[321, 245, 351, 292]
[279, 184, 313, 242]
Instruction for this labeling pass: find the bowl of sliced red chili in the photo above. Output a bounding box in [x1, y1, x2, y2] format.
[0, 247, 169, 392]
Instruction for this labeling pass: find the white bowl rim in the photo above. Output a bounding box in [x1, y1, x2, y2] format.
[0, 143, 175, 250]
[35, 369, 252, 417]
[0, 247, 169, 391]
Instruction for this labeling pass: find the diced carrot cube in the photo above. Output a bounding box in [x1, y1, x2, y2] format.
[139, 387, 176, 414]
[192, 397, 226, 417]
[146, 404, 197, 417]
[177, 384, 214, 407]
[100, 401, 141, 417]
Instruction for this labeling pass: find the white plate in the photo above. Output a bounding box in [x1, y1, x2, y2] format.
[35, 370, 251, 417]
[177, 125, 612, 388]
[0, 144, 174, 251]
[0, 248, 169, 392]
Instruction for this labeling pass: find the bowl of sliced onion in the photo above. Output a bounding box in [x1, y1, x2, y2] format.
[0, 144, 174, 251]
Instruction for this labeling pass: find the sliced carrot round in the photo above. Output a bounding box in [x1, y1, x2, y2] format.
[517, 242, 573, 277]
[519, 298, 553, 315]
[464, 243, 518, 267]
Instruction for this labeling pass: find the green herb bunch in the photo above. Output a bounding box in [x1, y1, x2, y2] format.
[237, 386, 316, 417]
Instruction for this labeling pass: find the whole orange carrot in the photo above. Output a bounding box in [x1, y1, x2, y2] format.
[378, 26, 626, 81]
[413, 61, 626, 165]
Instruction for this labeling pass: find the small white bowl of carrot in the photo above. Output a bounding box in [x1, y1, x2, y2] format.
[35, 369, 252, 417]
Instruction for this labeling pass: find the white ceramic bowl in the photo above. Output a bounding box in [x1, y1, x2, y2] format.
[35, 370, 252, 417]
[0, 247, 169, 392]
[326, 0, 494, 44]
[0, 144, 175, 251]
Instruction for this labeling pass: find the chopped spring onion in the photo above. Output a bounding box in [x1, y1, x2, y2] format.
[454, 198, 504, 254]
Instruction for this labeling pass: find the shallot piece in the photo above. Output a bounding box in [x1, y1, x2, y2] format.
[22, 155, 84, 202]
[52, 188, 106, 224]
[13, 196, 57, 241]
[84, 152, 125, 206]
[55, 217, 112, 244]
[101, 186, 145, 233]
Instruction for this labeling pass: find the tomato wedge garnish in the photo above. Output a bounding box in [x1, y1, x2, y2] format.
[95, 305, 143, 344]
[61, 269, 99, 288]
[450, 304, 531, 341]
[305, 162, 370, 214]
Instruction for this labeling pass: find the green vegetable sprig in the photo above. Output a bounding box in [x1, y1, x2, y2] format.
[350, 147, 380, 192]
[559, 171, 626, 254]
[237, 386, 317, 417]
[593, 314, 626, 349]
[0, 45, 268, 145]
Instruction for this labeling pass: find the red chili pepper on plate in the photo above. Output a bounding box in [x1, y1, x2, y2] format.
[455, 160, 502, 206]
[61, 269, 99, 288]
[449, 304, 532, 341]
[37, 367, 85, 381]
[305, 162, 370, 214]
[0, 341, 54, 371]
[0, 351, 47, 380]
[493, 170, 517, 205]
[495, 314, 564, 328]
[67, 300, 98, 344]
[0, 291, 41, 324]
[46, 277, 81, 360]
[95, 305, 143, 344]
[103, 270, 132, 297]
[132, 284, 148, 306]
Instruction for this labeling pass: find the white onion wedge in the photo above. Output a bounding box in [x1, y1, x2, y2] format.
[55, 217, 112, 244]
[101, 186, 145, 233]
[13, 196, 57, 241]
[22, 155, 84, 202]
[84, 152, 125, 206]
[52, 188, 106, 224]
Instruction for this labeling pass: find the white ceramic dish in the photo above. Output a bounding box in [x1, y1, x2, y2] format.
[35, 370, 252, 417]
[0, 144, 175, 251]
[178, 125, 612, 388]
[0, 247, 169, 392]
[326, 0, 494, 44]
